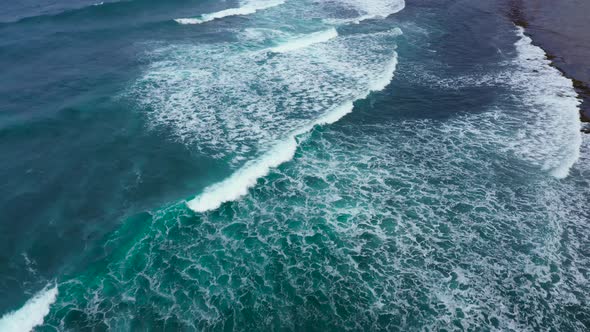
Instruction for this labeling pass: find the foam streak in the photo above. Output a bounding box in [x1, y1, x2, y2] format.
[269, 28, 338, 53]
[175, 0, 285, 24]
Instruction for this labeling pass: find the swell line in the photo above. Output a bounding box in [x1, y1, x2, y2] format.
[175, 0, 285, 25]
[513, 26, 581, 178]
[187, 55, 399, 212]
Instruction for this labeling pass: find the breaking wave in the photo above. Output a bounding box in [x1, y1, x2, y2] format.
[510, 26, 581, 178]
[185, 36, 399, 211]
[0, 285, 58, 332]
[175, 0, 285, 24]
[187, 59, 396, 211]
[269, 28, 339, 53]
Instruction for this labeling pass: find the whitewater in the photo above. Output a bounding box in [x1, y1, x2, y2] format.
[269, 28, 339, 53]
[0, 285, 58, 332]
[175, 0, 285, 24]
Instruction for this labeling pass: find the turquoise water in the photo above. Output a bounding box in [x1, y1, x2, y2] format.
[0, 0, 589, 330]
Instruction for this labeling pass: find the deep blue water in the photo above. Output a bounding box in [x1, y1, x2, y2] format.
[0, 0, 589, 330]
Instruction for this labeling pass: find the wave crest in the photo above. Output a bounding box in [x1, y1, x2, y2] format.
[0, 285, 58, 332]
[269, 28, 339, 53]
[175, 0, 285, 24]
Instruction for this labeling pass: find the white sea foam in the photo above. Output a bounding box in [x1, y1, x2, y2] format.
[132, 26, 402, 162]
[511, 27, 581, 178]
[347, 0, 405, 18]
[175, 0, 285, 24]
[0, 285, 58, 332]
[325, 0, 405, 24]
[186, 101, 354, 212]
[269, 28, 338, 53]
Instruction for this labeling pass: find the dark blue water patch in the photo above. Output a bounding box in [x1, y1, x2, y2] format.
[0, 0, 238, 61]
[396, 0, 521, 64]
[342, 4, 515, 124]
[0, 0, 230, 25]
[0, 15, 143, 127]
[0, 0, 119, 23]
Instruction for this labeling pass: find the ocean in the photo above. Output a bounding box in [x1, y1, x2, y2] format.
[0, 0, 588, 330]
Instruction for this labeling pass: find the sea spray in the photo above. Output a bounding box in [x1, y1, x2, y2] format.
[0, 285, 58, 332]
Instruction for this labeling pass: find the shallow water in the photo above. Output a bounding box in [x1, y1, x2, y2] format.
[0, 0, 588, 330]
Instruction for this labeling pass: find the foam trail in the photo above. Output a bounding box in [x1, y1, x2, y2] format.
[187, 55, 398, 212]
[326, 0, 405, 24]
[175, 0, 285, 25]
[513, 27, 581, 178]
[269, 28, 338, 53]
[0, 284, 58, 332]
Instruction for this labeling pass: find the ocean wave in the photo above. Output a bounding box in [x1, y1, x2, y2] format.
[325, 0, 405, 24]
[0, 284, 58, 332]
[175, 0, 285, 25]
[187, 54, 398, 212]
[131, 2, 406, 213]
[511, 26, 581, 178]
[183, 24, 580, 214]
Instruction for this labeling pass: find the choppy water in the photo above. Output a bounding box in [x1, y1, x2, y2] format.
[0, 0, 589, 331]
